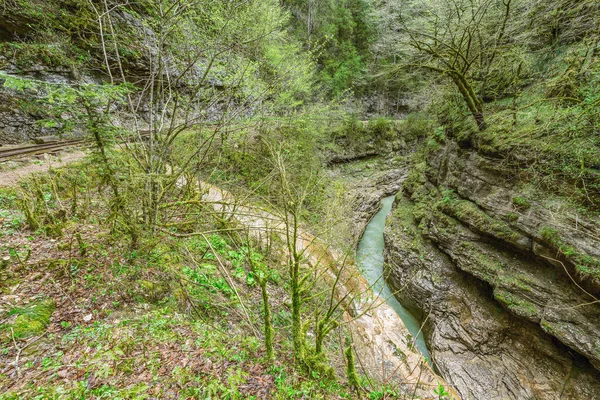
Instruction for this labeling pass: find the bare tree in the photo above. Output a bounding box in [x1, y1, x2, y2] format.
[378, 0, 514, 130]
[84, 0, 294, 235]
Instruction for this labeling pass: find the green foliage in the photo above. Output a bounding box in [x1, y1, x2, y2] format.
[401, 113, 437, 140]
[434, 382, 451, 399]
[368, 117, 394, 140]
[328, 115, 429, 157]
[283, 0, 376, 96]
[1, 72, 130, 138]
[520, 0, 600, 46]
[370, 0, 600, 213]
[368, 385, 399, 400]
[0, 0, 97, 70]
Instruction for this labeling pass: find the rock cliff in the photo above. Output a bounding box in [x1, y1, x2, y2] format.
[383, 141, 600, 399]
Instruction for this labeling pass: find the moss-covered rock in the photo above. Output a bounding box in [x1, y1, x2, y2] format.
[493, 288, 539, 320]
[539, 226, 600, 282]
[5, 299, 56, 339]
[438, 195, 524, 245]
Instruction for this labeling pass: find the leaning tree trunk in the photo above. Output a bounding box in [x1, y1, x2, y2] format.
[451, 71, 487, 131]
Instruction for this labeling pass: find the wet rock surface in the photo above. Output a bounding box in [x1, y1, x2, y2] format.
[381, 142, 600, 399]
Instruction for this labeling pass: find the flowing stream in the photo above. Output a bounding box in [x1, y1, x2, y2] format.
[357, 195, 431, 362]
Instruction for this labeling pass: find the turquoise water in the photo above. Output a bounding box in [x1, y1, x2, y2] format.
[356, 195, 431, 362]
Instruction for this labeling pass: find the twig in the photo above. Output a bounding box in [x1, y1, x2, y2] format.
[10, 329, 48, 379]
[539, 254, 599, 304]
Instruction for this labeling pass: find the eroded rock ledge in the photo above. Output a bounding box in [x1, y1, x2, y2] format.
[383, 141, 600, 399]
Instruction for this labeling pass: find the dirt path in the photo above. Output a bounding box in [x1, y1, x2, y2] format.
[0, 150, 87, 187]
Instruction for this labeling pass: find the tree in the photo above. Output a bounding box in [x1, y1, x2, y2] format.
[282, 0, 376, 96]
[246, 235, 276, 364]
[377, 0, 514, 130]
[268, 140, 380, 379]
[87, 0, 296, 233]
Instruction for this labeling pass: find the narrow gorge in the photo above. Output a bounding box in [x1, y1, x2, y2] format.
[340, 137, 600, 399]
[1, 0, 599, 398]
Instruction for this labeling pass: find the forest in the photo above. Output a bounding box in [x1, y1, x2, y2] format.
[0, 0, 599, 399]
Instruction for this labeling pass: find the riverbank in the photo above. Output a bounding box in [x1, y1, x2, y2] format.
[198, 180, 456, 398]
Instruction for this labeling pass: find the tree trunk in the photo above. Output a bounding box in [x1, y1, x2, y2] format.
[450, 72, 486, 131]
[260, 280, 274, 363]
[474, 111, 486, 131]
[289, 212, 306, 364]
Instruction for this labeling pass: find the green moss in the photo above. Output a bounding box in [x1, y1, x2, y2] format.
[506, 212, 519, 222]
[475, 89, 600, 213]
[403, 161, 427, 196]
[494, 289, 538, 319]
[541, 319, 555, 333]
[458, 242, 503, 282]
[540, 226, 560, 242]
[6, 299, 56, 339]
[438, 195, 522, 243]
[134, 279, 170, 304]
[392, 196, 426, 253]
[0, 43, 89, 70]
[539, 226, 600, 280]
[512, 197, 532, 210]
[498, 274, 532, 292]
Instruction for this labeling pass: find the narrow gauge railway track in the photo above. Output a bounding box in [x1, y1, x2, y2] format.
[0, 131, 155, 161]
[0, 139, 87, 161]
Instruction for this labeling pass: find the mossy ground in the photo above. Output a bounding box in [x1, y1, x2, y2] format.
[0, 163, 362, 399]
[3, 299, 56, 340]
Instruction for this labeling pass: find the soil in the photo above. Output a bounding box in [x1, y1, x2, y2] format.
[0, 150, 87, 187]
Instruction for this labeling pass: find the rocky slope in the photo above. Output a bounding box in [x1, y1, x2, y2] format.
[382, 141, 600, 399]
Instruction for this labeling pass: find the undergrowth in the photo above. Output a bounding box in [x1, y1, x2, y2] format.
[0, 161, 360, 399]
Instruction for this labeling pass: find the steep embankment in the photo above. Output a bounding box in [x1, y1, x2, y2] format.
[383, 140, 600, 399]
[198, 180, 456, 399]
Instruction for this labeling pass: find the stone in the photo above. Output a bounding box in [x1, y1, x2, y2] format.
[33, 136, 59, 144]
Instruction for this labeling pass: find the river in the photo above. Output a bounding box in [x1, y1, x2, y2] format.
[356, 195, 431, 362]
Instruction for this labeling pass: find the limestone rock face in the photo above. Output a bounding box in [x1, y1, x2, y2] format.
[0, 90, 48, 144]
[0, 6, 207, 145]
[382, 142, 600, 399]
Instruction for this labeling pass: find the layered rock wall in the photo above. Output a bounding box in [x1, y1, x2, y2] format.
[383, 141, 600, 399]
